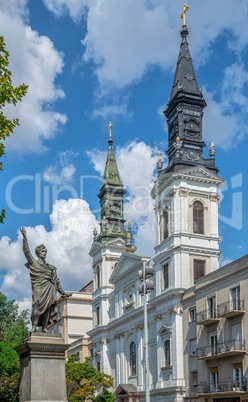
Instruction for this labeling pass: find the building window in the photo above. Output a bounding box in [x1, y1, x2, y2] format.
[189, 307, 196, 322]
[233, 363, 243, 389]
[96, 306, 100, 326]
[231, 286, 241, 310]
[164, 340, 171, 367]
[163, 263, 169, 290]
[191, 371, 198, 388]
[210, 366, 218, 391]
[95, 265, 101, 289]
[207, 295, 216, 318]
[97, 361, 101, 371]
[193, 201, 204, 234]
[190, 339, 197, 356]
[130, 342, 136, 376]
[209, 331, 217, 355]
[193, 259, 205, 282]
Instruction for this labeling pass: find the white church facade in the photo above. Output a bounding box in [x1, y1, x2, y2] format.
[87, 12, 248, 402]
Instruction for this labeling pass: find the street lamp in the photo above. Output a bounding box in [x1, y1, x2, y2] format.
[138, 261, 154, 402]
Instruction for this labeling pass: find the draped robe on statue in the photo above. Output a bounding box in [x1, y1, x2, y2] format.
[23, 237, 65, 328]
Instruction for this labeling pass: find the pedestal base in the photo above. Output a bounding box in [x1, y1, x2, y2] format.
[16, 333, 68, 402]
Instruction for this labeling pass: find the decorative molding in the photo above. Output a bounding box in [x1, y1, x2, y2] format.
[154, 313, 163, 321]
[209, 195, 219, 203]
[100, 338, 109, 344]
[135, 323, 144, 330]
[114, 332, 124, 339]
[158, 325, 172, 336]
[168, 306, 183, 315]
[179, 190, 188, 197]
[105, 256, 119, 262]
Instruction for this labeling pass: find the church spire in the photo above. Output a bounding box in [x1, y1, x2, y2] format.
[94, 123, 130, 244]
[164, 5, 217, 173]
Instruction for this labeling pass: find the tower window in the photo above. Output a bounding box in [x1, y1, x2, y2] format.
[193, 201, 204, 234]
[160, 208, 169, 241]
[130, 342, 136, 376]
[163, 209, 169, 239]
[96, 306, 100, 326]
[164, 339, 171, 366]
[163, 263, 169, 290]
[95, 265, 101, 289]
[193, 259, 205, 282]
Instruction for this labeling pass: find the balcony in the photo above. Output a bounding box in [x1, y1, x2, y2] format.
[196, 339, 246, 360]
[197, 378, 247, 395]
[217, 299, 245, 318]
[196, 308, 220, 325]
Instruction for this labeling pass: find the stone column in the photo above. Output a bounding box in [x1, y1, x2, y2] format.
[16, 332, 68, 402]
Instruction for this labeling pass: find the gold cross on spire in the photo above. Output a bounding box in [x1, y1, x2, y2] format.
[180, 4, 189, 27]
[108, 122, 113, 139]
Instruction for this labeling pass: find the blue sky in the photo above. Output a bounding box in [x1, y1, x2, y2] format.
[0, 0, 248, 309]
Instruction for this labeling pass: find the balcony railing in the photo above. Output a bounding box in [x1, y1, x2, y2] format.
[196, 308, 220, 325]
[196, 339, 246, 359]
[217, 299, 245, 318]
[197, 378, 247, 394]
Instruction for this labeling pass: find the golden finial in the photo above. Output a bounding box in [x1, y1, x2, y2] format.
[127, 232, 131, 238]
[158, 156, 162, 161]
[180, 4, 189, 27]
[211, 142, 215, 147]
[176, 136, 181, 142]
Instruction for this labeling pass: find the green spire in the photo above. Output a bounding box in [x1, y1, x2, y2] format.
[102, 122, 123, 186]
[95, 123, 128, 244]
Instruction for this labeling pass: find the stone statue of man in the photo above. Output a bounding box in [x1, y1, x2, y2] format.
[20, 227, 71, 332]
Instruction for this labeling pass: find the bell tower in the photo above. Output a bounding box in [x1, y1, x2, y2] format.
[151, 7, 222, 289]
[89, 123, 135, 374]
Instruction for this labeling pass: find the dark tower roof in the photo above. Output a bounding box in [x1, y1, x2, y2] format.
[168, 26, 204, 106]
[163, 7, 218, 174]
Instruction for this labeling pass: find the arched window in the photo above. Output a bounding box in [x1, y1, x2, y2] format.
[193, 201, 204, 234]
[130, 342, 136, 376]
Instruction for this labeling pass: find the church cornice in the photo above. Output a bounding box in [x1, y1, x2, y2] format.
[151, 166, 222, 198]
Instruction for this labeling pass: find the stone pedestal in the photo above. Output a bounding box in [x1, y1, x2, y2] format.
[16, 333, 69, 402]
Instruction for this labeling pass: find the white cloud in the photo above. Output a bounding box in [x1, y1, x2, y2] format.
[0, 199, 97, 303]
[0, 1, 67, 153]
[43, 150, 79, 185]
[42, 0, 90, 23]
[42, 0, 248, 149]
[202, 62, 248, 149]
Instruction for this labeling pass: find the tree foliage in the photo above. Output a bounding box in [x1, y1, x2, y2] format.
[0, 372, 19, 402]
[0, 292, 29, 376]
[0, 36, 28, 223]
[66, 357, 115, 402]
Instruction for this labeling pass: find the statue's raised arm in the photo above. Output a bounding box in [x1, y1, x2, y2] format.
[20, 227, 35, 266]
[20, 227, 71, 332]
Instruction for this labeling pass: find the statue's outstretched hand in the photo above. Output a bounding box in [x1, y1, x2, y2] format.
[20, 227, 27, 238]
[61, 292, 72, 298]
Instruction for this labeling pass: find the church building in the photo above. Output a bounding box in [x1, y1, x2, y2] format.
[88, 10, 248, 402]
